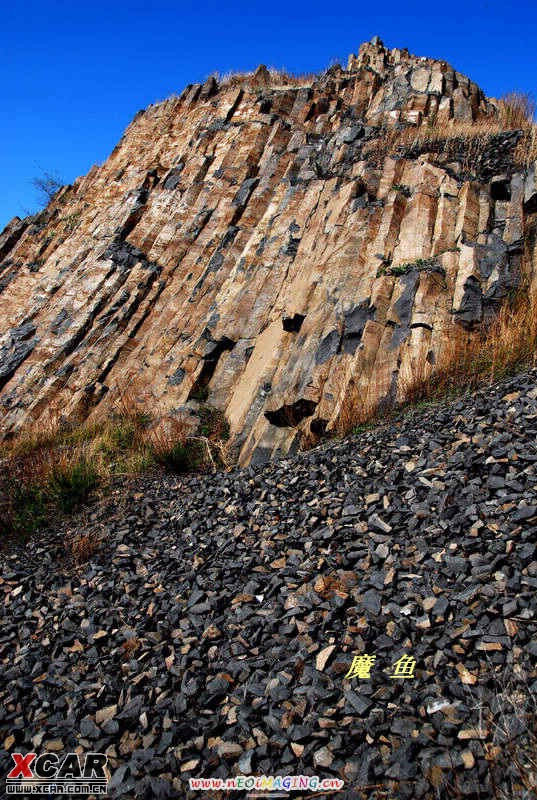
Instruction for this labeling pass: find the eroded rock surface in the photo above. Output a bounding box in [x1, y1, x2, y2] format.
[1, 369, 537, 798]
[1, 38, 536, 463]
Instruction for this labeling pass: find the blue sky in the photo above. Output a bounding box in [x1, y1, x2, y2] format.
[1, 0, 536, 230]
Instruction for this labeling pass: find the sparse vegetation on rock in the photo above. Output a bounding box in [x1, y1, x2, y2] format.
[0, 401, 230, 537]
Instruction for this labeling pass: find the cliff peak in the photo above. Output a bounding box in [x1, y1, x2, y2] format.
[0, 42, 535, 465]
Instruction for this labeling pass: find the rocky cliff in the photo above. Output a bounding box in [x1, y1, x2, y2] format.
[1, 38, 536, 464]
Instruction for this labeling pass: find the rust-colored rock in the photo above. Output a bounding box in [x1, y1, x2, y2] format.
[0, 37, 535, 464]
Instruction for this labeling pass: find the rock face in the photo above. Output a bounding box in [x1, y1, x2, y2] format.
[0, 38, 536, 463]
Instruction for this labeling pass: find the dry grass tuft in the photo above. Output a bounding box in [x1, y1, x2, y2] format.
[460, 666, 537, 799]
[121, 636, 141, 659]
[69, 532, 102, 564]
[364, 91, 537, 170]
[333, 378, 384, 437]
[401, 285, 537, 407]
[497, 91, 536, 130]
[515, 124, 537, 169]
[0, 390, 232, 539]
[333, 281, 537, 440]
[215, 65, 317, 89]
[142, 413, 199, 473]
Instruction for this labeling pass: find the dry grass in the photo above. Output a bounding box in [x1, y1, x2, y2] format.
[364, 91, 537, 170]
[333, 377, 384, 437]
[456, 666, 537, 799]
[515, 124, 537, 170]
[266, 67, 316, 87]
[121, 636, 141, 659]
[313, 571, 358, 600]
[0, 441, 100, 538]
[215, 66, 317, 89]
[0, 394, 231, 540]
[69, 531, 102, 565]
[401, 285, 537, 407]
[333, 283, 537, 439]
[497, 91, 537, 130]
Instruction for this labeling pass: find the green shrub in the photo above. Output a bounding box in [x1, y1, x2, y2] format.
[377, 257, 446, 278]
[198, 404, 230, 440]
[7, 482, 47, 536]
[392, 184, 412, 197]
[189, 384, 210, 402]
[106, 419, 138, 451]
[47, 457, 99, 513]
[153, 440, 202, 473]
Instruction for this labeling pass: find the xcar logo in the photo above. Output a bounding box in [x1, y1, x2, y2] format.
[6, 752, 109, 795]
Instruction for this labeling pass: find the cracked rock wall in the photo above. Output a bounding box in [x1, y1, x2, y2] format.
[0, 39, 535, 464]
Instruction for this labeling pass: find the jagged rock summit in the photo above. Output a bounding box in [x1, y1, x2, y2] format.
[1, 38, 536, 463]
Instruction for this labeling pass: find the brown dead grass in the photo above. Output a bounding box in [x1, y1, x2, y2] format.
[401, 284, 537, 406]
[121, 637, 141, 659]
[365, 91, 537, 169]
[1, 386, 231, 539]
[69, 532, 102, 564]
[334, 282, 537, 438]
[515, 124, 537, 169]
[215, 67, 315, 89]
[497, 92, 536, 130]
[314, 571, 358, 600]
[333, 377, 383, 437]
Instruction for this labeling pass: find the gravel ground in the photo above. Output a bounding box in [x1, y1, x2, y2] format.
[2, 371, 537, 799]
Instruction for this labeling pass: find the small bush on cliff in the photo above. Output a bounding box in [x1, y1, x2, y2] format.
[32, 168, 64, 206]
[198, 403, 230, 441]
[376, 257, 445, 278]
[392, 183, 412, 197]
[152, 440, 203, 473]
[47, 455, 99, 513]
[2, 482, 47, 537]
[0, 446, 97, 537]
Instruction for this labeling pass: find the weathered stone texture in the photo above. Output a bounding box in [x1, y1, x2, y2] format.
[0, 38, 534, 463]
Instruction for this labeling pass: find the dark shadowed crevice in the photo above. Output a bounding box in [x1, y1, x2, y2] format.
[389, 273, 420, 348]
[230, 178, 259, 226]
[116, 186, 150, 241]
[162, 164, 185, 191]
[305, 97, 329, 122]
[342, 301, 376, 354]
[0, 323, 38, 392]
[0, 218, 29, 262]
[224, 89, 244, 121]
[0, 260, 19, 295]
[524, 194, 537, 215]
[453, 275, 483, 329]
[310, 417, 328, 435]
[490, 178, 511, 202]
[315, 330, 341, 364]
[282, 313, 305, 332]
[117, 206, 146, 241]
[265, 399, 318, 427]
[188, 336, 235, 400]
[410, 322, 433, 331]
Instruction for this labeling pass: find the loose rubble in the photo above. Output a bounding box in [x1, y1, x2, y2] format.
[1, 370, 537, 798]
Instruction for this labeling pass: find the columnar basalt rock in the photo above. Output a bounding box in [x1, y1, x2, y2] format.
[0, 38, 535, 464]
